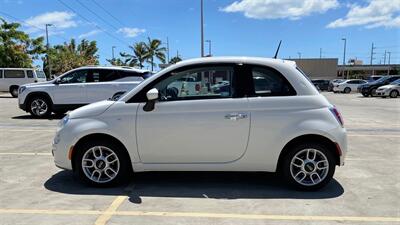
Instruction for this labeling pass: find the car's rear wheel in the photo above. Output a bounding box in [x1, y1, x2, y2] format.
[362, 92, 369, 97]
[28, 96, 51, 118]
[10, 86, 18, 98]
[282, 142, 335, 191]
[389, 90, 399, 98]
[344, 87, 351, 93]
[73, 140, 131, 187]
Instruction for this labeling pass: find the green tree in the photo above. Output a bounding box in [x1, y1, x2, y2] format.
[118, 42, 147, 68]
[144, 37, 166, 71]
[0, 18, 45, 68]
[44, 38, 99, 75]
[169, 55, 182, 64]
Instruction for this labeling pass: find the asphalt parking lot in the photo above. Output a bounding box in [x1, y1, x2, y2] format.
[0, 92, 399, 225]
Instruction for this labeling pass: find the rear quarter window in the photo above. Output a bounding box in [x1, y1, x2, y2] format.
[26, 70, 34, 78]
[4, 70, 25, 78]
[251, 66, 296, 97]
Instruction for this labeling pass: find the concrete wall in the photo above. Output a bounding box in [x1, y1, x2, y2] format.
[289, 58, 338, 80]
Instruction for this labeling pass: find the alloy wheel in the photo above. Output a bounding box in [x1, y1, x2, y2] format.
[289, 148, 329, 186]
[81, 146, 120, 183]
[30, 99, 48, 116]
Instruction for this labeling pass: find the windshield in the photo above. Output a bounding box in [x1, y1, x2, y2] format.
[373, 76, 389, 83]
[390, 79, 400, 85]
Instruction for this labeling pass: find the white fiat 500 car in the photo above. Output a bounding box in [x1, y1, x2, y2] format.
[53, 57, 347, 190]
[333, 79, 367, 93]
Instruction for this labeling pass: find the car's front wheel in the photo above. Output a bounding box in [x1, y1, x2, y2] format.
[389, 90, 399, 98]
[344, 87, 351, 93]
[73, 140, 131, 187]
[28, 96, 52, 118]
[282, 143, 335, 191]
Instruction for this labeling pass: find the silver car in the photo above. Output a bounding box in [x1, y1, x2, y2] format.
[375, 79, 400, 98]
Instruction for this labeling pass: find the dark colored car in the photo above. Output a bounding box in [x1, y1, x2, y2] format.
[358, 75, 400, 97]
[312, 79, 330, 91]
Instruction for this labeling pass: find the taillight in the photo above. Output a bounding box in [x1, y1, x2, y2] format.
[329, 106, 344, 127]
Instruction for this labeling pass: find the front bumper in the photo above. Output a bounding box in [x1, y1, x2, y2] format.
[375, 89, 390, 97]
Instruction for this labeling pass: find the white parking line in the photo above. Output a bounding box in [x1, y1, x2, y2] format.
[0, 152, 52, 156]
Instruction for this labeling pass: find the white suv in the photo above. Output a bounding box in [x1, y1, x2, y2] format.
[53, 57, 347, 190]
[18, 66, 151, 117]
[0, 68, 47, 97]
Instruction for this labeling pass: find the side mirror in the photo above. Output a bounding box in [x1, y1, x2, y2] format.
[143, 88, 158, 112]
[54, 78, 61, 85]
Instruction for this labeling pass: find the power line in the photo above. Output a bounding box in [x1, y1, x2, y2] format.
[57, 0, 130, 47]
[75, 0, 120, 31]
[89, 0, 127, 27]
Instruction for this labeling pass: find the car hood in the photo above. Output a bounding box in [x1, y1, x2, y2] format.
[378, 84, 396, 89]
[24, 80, 54, 87]
[68, 100, 115, 119]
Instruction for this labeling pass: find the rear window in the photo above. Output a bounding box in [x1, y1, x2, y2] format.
[4, 70, 25, 78]
[26, 70, 34, 78]
[36, 71, 46, 78]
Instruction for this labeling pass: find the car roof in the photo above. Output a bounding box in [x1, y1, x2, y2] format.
[76, 66, 150, 73]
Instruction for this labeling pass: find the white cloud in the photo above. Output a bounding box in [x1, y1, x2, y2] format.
[78, 29, 102, 39]
[327, 0, 400, 29]
[221, 0, 339, 20]
[25, 11, 77, 33]
[117, 27, 146, 38]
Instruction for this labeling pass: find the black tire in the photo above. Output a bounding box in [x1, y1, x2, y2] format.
[73, 139, 132, 187]
[362, 92, 369, 97]
[389, 90, 399, 98]
[10, 86, 18, 98]
[370, 88, 377, 97]
[281, 142, 336, 191]
[28, 95, 52, 118]
[344, 87, 351, 93]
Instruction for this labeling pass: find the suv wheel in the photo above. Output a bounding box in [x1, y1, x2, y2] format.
[73, 140, 131, 187]
[10, 86, 18, 98]
[282, 142, 335, 191]
[28, 96, 52, 118]
[344, 87, 351, 93]
[390, 90, 399, 98]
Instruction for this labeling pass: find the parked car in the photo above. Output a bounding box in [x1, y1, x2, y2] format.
[358, 75, 400, 97]
[328, 79, 345, 92]
[375, 79, 400, 98]
[52, 57, 347, 190]
[333, 79, 368, 93]
[0, 68, 47, 97]
[18, 66, 151, 117]
[311, 79, 330, 91]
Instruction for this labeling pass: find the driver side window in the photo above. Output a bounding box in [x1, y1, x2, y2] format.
[153, 66, 234, 101]
[60, 70, 87, 84]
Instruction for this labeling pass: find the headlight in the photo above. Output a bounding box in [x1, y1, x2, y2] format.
[19, 86, 26, 94]
[58, 115, 69, 128]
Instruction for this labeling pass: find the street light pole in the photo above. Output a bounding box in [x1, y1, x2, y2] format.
[112, 46, 116, 60]
[166, 37, 170, 63]
[45, 24, 52, 78]
[200, 0, 204, 57]
[205, 40, 211, 56]
[297, 52, 301, 59]
[320, 48, 322, 59]
[341, 38, 347, 79]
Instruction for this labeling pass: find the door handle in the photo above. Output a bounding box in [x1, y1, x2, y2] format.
[224, 113, 248, 121]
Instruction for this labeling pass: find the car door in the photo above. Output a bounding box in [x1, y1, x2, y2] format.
[52, 69, 88, 105]
[85, 69, 116, 102]
[136, 64, 250, 163]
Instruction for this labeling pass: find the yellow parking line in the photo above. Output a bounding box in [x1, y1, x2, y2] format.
[0, 208, 398, 222]
[0, 152, 52, 156]
[94, 196, 127, 225]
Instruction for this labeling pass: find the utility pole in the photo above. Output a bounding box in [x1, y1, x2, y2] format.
[341, 38, 347, 79]
[383, 50, 387, 65]
[205, 40, 211, 56]
[166, 37, 170, 63]
[112, 46, 116, 60]
[200, 0, 204, 57]
[297, 52, 301, 59]
[45, 24, 52, 78]
[370, 42, 376, 65]
[319, 48, 322, 59]
[387, 51, 391, 65]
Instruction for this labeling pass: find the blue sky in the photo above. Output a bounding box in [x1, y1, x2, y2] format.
[1, 0, 399, 69]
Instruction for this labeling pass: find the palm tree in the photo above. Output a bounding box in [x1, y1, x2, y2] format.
[120, 42, 147, 68]
[144, 37, 166, 71]
[169, 56, 182, 64]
